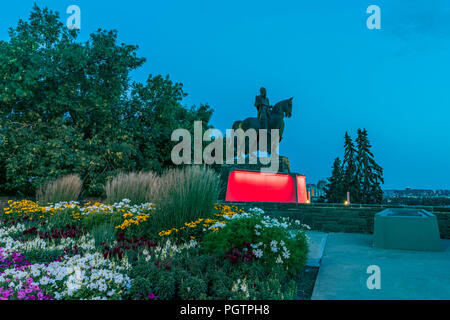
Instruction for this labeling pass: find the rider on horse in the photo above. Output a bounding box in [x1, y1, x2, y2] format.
[254, 87, 272, 129]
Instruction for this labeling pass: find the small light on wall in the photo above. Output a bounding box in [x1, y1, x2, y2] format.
[306, 199, 311, 204]
[344, 200, 349, 206]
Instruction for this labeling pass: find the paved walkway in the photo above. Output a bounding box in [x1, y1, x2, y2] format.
[311, 232, 450, 300]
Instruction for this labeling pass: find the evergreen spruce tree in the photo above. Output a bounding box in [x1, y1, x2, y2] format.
[355, 129, 384, 204]
[325, 157, 345, 203]
[342, 132, 358, 203]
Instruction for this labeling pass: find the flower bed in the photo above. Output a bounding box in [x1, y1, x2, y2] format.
[1, 200, 309, 300]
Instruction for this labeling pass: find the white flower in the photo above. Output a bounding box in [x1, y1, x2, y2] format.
[208, 222, 226, 230]
[270, 240, 278, 253]
[254, 249, 263, 258]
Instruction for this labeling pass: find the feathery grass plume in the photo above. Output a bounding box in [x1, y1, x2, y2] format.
[105, 171, 158, 205]
[152, 165, 219, 230]
[36, 174, 82, 205]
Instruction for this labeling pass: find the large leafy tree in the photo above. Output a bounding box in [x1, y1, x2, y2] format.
[0, 5, 213, 196]
[123, 75, 213, 171]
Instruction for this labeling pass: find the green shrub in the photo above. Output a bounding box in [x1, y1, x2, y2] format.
[203, 211, 309, 275]
[81, 210, 123, 233]
[249, 274, 297, 300]
[129, 277, 153, 299]
[208, 269, 234, 299]
[130, 260, 176, 300]
[203, 214, 259, 254]
[151, 166, 219, 231]
[23, 248, 64, 264]
[127, 241, 302, 300]
[179, 275, 208, 300]
[105, 171, 158, 205]
[151, 271, 177, 300]
[36, 174, 82, 205]
[46, 208, 79, 229]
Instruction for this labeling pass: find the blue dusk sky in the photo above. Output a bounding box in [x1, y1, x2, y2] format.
[1, 1, 449, 189]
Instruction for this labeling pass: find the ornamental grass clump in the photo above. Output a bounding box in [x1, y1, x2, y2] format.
[36, 174, 82, 205]
[105, 171, 159, 205]
[152, 166, 219, 231]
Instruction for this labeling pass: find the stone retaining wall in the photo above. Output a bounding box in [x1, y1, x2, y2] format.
[222, 201, 450, 239]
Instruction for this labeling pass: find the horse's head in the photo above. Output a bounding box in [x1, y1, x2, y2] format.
[273, 97, 293, 118]
[285, 97, 293, 118]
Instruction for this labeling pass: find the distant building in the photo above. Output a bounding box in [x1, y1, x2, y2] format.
[307, 179, 327, 201]
[383, 188, 450, 199]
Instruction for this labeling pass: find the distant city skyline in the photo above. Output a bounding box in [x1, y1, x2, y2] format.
[1, 1, 449, 189]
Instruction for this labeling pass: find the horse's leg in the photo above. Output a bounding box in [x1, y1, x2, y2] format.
[266, 118, 284, 154]
[248, 134, 259, 163]
[235, 118, 251, 160]
[279, 121, 285, 142]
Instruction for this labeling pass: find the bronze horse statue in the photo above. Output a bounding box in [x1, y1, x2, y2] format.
[232, 97, 293, 139]
[231, 97, 293, 155]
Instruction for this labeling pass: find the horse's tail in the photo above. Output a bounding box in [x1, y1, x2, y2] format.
[232, 120, 242, 131]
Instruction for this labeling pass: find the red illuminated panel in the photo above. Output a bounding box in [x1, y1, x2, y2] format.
[226, 170, 297, 203]
[296, 175, 307, 204]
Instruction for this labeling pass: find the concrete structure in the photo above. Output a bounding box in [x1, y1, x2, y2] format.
[305, 231, 328, 267]
[373, 209, 442, 251]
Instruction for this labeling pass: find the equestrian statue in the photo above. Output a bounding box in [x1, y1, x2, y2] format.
[231, 87, 293, 154]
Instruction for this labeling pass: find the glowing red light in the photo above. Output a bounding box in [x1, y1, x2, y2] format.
[225, 170, 307, 203]
[296, 175, 307, 204]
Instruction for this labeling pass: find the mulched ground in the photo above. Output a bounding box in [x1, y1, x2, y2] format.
[294, 266, 319, 300]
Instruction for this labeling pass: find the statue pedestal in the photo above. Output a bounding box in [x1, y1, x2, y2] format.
[218, 156, 291, 200]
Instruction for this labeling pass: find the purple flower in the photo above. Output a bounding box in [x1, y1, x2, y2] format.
[147, 293, 158, 300]
[17, 290, 27, 299]
[1, 290, 12, 298]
